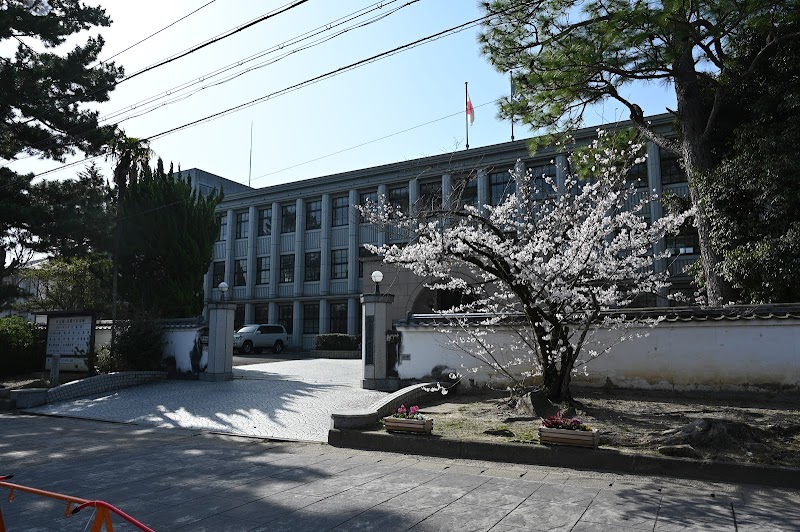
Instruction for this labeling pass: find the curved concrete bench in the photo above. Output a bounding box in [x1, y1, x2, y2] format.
[46, 371, 167, 404]
[330, 382, 439, 430]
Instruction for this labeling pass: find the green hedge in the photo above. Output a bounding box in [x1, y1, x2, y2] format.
[314, 333, 360, 351]
[0, 316, 45, 377]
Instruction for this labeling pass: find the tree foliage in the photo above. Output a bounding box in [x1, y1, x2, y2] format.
[362, 134, 691, 402]
[480, 0, 800, 305]
[0, 0, 122, 304]
[117, 159, 222, 318]
[18, 253, 112, 315]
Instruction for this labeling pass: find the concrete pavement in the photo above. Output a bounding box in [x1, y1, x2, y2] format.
[25, 359, 387, 442]
[1, 414, 798, 531]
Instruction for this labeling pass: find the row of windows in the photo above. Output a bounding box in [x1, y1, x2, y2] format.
[217, 157, 687, 241]
[213, 248, 354, 287]
[235, 301, 349, 334]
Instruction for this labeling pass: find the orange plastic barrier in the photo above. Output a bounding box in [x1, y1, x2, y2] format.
[0, 475, 154, 531]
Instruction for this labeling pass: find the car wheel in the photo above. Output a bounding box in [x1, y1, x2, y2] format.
[273, 340, 284, 354]
[242, 341, 254, 355]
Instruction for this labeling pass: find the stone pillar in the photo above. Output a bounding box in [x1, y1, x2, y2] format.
[347, 296, 358, 336]
[319, 298, 330, 334]
[320, 193, 331, 296]
[408, 178, 420, 215]
[377, 184, 388, 247]
[292, 300, 302, 349]
[477, 170, 489, 213]
[347, 189, 359, 295]
[202, 302, 235, 381]
[224, 208, 235, 287]
[647, 141, 668, 306]
[441, 173, 453, 210]
[361, 292, 399, 391]
[269, 202, 280, 297]
[555, 154, 568, 194]
[294, 198, 305, 298]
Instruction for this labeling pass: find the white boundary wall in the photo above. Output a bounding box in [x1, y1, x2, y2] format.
[396, 318, 800, 392]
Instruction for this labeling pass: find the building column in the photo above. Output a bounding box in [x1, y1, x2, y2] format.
[268, 301, 278, 324]
[319, 298, 330, 334]
[294, 198, 305, 298]
[441, 173, 453, 210]
[477, 170, 489, 213]
[347, 296, 358, 335]
[408, 178, 420, 215]
[347, 189, 359, 295]
[647, 141, 668, 307]
[361, 293, 398, 391]
[224, 208, 235, 288]
[320, 193, 331, 296]
[269, 202, 280, 298]
[292, 300, 302, 350]
[244, 205, 257, 324]
[555, 154, 568, 194]
[201, 302, 235, 382]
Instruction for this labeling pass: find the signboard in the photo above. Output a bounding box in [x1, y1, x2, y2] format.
[45, 313, 96, 371]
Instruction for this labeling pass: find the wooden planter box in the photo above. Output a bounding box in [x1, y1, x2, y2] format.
[383, 417, 433, 434]
[539, 427, 599, 448]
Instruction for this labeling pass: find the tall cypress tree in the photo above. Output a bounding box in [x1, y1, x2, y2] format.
[118, 159, 223, 318]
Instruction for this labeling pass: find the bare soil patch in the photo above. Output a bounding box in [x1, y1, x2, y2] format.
[422, 388, 800, 467]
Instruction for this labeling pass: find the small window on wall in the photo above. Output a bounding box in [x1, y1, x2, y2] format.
[255, 304, 269, 324]
[281, 204, 296, 233]
[659, 148, 686, 185]
[234, 259, 247, 286]
[235, 212, 249, 239]
[216, 214, 227, 241]
[306, 200, 322, 230]
[256, 257, 270, 285]
[280, 255, 294, 283]
[303, 303, 320, 334]
[489, 170, 516, 206]
[278, 304, 293, 334]
[389, 185, 409, 212]
[258, 207, 272, 236]
[418, 181, 442, 212]
[331, 249, 348, 279]
[330, 300, 347, 333]
[212, 261, 225, 286]
[332, 196, 349, 227]
[234, 305, 246, 330]
[305, 252, 321, 282]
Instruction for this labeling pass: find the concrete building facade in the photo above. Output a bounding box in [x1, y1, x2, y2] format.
[206, 114, 697, 350]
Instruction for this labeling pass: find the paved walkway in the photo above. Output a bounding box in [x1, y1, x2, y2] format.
[1, 414, 798, 531]
[26, 359, 387, 442]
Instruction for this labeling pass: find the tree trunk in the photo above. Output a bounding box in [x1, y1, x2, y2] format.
[542, 362, 574, 404]
[672, 48, 739, 307]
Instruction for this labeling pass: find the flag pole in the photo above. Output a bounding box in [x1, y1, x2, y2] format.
[465, 81, 469, 150]
[510, 71, 515, 142]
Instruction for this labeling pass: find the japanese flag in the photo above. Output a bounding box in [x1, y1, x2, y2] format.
[466, 92, 475, 126]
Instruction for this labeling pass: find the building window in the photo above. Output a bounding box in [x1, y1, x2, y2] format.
[627, 161, 648, 187]
[216, 214, 227, 241]
[278, 304, 293, 334]
[489, 170, 516, 206]
[234, 305, 246, 330]
[332, 196, 349, 227]
[528, 163, 556, 199]
[359, 191, 377, 222]
[303, 303, 320, 334]
[666, 224, 700, 255]
[256, 257, 270, 285]
[660, 148, 686, 185]
[254, 304, 269, 324]
[305, 251, 321, 282]
[305, 200, 322, 230]
[455, 176, 478, 209]
[281, 204, 296, 233]
[234, 259, 247, 286]
[279, 255, 294, 283]
[212, 261, 225, 286]
[235, 212, 249, 239]
[418, 181, 442, 211]
[330, 300, 348, 334]
[331, 249, 348, 279]
[389, 185, 409, 212]
[258, 207, 272, 236]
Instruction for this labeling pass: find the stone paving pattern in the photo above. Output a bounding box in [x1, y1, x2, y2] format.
[1, 414, 798, 531]
[28, 359, 388, 442]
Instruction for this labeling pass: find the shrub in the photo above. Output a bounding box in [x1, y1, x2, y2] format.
[111, 315, 164, 371]
[314, 333, 360, 351]
[0, 316, 43, 377]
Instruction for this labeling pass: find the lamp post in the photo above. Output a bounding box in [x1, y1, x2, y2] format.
[371, 270, 383, 294]
[218, 281, 228, 301]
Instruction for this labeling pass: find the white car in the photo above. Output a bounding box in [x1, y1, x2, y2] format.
[233, 324, 288, 354]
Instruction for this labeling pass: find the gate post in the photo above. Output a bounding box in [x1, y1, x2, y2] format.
[202, 302, 235, 381]
[361, 291, 400, 391]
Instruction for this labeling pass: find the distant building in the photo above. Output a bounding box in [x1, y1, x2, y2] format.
[205, 114, 697, 349]
[175, 168, 252, 198]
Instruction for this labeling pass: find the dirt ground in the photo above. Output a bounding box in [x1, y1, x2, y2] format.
[421, 388, 800, 467]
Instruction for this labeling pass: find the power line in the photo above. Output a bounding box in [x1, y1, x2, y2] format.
[30, 11, 500, 180]
[123, 0, 310, 83]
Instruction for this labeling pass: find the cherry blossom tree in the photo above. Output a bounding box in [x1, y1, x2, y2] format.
[361, 134, 692, 403]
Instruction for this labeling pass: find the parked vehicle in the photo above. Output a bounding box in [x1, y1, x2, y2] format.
[233, 324, 288, 354]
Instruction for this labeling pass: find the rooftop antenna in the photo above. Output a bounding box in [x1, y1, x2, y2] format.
[248, 121, 253, 187]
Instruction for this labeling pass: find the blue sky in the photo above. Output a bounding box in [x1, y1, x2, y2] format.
[16, 0, 676, 188]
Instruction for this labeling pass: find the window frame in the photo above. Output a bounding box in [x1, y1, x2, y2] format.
[332, 196, 349, 227]
[256, 256, 270, 285]
[281, 204, 297, 234]
[279, 254, 295, 283]
[306, 200, 322, 230]
[257, 207, 272, 237]
[331, 249, 348, 280]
